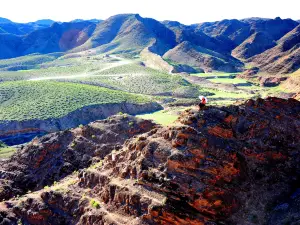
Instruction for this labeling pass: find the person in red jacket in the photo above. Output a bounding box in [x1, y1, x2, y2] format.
[198, 96, 208, 110]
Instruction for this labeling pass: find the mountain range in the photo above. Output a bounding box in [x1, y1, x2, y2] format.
[0, 17, 56, 35]
[0, 14, 299, 75]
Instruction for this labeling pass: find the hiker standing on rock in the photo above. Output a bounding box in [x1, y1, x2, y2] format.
[198, 96, 207, 110]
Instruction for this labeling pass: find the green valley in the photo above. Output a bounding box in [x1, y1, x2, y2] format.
[0, 52, 295, 124]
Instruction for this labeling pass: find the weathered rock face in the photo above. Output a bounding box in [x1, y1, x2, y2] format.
[0, 97, 299, 225]
[259, 76, 288, 87]
[0, 115, 156, 201]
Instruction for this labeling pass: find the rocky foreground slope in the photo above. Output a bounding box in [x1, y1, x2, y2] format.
[0, 97, 299, 225]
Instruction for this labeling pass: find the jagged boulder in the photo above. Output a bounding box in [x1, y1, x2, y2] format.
[259, 76, 287, 87]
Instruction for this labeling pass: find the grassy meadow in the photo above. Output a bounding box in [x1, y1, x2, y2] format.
[0, 81, 150, 121]
[0, 53, 293, 123]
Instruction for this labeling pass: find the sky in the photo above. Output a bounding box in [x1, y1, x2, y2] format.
[0, 0, 299, 25]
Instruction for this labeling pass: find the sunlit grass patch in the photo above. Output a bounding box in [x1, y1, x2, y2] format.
[208, 77, 250, 84]
[0, 81, 151, 121]
[261, 85, 292, 98]
[200, 88, 252, 99]
[137, 107, 187, 126]
[0, 146, 16, 159]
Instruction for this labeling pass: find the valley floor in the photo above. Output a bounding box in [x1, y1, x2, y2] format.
[0, 52, 296, 148]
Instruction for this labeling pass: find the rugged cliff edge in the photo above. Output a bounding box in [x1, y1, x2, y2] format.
[0, 97, 299, 225]
[0, 102, 162, 145]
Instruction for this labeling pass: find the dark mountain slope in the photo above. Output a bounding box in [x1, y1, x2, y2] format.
[197, 17, 299, 51]
[0, 23, 40, 35]
[0, 21, 96, 59]
[111, 14, 176, 55]
[163, 20, 234, 53]
[18, 21, 96, 56]
[232, 31, 277, 59]
[0, 19, 56, 36]
[249, 25, 300, 74]
[0, 34, 22, 59]
[78, 14, 133, 49]
[1, 15, 169, 59]
[246, 17, 299, 40]
[163, 41, 243, 72]
[0, 27, 6, 34]
[197, 19, 251, 47]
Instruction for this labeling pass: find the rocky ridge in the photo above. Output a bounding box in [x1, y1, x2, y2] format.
[0, 97, 299, 224]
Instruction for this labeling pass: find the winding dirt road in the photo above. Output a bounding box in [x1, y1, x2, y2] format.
[28, 55, 132, 81]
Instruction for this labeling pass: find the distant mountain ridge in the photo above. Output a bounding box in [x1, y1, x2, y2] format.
[0, 17, 13, 23]
[0, 15, 299, 75]
[249, 25, 300, 74]
[33, 19, 56, 26]
[71, 19, 103, 23]
[0, 18, 57, 35]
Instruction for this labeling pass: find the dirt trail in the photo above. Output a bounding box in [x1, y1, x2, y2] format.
[27, 55, 133, 81]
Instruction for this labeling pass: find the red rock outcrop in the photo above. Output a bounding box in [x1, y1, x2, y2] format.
[0, 115, 156, 201]
[0, 97, 299, 225]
